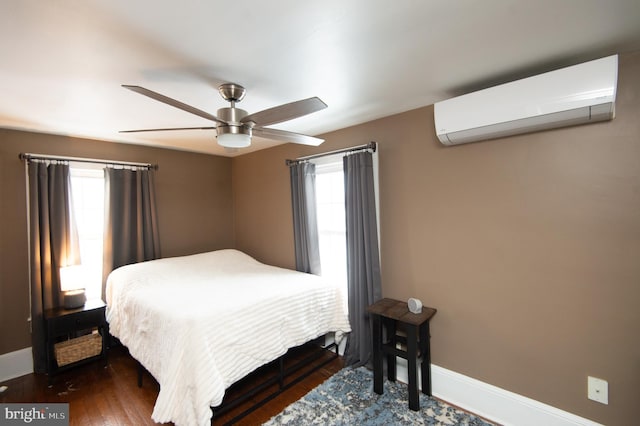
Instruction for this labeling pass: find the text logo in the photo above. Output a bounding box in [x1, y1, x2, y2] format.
[1, 404, 68, 425]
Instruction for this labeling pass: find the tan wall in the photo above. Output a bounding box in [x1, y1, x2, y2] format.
[0, 130, 234, 354]
[233, 51, 640, 425]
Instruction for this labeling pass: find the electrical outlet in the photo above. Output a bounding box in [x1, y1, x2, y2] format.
[588, 376, 608, 404]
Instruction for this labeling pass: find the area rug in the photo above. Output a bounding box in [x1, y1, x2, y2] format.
[264, 367, 494, 425]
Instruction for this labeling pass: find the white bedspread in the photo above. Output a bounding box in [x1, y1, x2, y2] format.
[106, 249, 351, 426]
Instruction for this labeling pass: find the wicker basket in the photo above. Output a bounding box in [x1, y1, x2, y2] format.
[54, 332, 102, 367]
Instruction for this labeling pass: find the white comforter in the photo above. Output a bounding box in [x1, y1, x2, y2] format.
[106, 249, 351, 426]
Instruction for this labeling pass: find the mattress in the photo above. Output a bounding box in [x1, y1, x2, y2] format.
[106, 249, 351, 426]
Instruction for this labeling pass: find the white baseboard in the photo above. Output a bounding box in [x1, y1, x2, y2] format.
[393, 358, 602, 426]
[0, 347, 33, 382]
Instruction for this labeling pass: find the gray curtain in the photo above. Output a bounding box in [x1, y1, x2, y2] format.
[289, 162, 321, 274]
[343, 151, 382, 367]
[102, 167, 160, 299]
[28, 162, 80, 373]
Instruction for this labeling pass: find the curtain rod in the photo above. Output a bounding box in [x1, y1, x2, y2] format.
[285, 141, 376, 166]
[19, 153, 158, 170]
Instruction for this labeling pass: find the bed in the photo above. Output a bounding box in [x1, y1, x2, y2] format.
[105, 249, 351, 426]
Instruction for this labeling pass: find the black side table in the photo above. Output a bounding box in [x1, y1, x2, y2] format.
[44, 299, 109, 382]
[367, 298, 437, 411]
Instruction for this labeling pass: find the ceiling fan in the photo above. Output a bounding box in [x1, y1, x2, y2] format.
[120, 83, 328, 148]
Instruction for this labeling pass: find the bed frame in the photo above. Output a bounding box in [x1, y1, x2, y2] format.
[136, 338, 340, 425]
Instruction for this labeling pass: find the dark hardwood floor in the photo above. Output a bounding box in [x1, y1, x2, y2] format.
[0, 344, 343, 425]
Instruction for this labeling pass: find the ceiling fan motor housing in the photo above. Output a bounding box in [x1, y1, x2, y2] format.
[216, 107, 251, 136]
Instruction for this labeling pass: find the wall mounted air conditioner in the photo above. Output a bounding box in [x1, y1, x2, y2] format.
[434, 55, 618, 145]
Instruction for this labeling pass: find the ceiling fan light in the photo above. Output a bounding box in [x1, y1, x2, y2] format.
[217, 132, 251, 148]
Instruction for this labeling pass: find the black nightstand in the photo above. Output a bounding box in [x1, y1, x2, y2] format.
[44, 299, 109, 382]
[368, 298, 437, 411]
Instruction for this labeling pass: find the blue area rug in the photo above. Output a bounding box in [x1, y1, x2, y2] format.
[264, 367, 494, 425]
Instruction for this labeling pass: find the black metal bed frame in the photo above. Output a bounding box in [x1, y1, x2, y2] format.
[136, 339, 340, 425]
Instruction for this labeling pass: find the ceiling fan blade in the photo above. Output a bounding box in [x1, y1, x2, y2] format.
[120, 126, 217, 133]
[252, 127, 324, 146]
[241, 97, 327, 127]
[122, 85, 225, 124]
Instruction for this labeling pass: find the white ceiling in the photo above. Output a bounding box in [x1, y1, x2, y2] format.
[2, 0, 640, 157]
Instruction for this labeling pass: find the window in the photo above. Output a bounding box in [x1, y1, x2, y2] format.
[69, 165, 105, 300]
[313, 155, 348, 303]
[312, 149, 380, 309]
